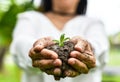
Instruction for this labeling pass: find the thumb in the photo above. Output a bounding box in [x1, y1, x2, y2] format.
[70, 36, 87, 52]
[74, 40, 87, 52]
[33, 37, 54, 52]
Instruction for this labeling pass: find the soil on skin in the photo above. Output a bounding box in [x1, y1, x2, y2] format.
[46, 41, 75, 78]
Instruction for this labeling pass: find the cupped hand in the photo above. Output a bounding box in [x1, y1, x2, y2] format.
[65, 36, 96, 77]
[29, 37, 62, 78]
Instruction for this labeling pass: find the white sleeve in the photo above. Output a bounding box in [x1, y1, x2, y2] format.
[84, 20, 109, 69]
[10, 12, 41, 73]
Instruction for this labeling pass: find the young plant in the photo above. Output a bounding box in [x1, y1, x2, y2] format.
[53, 34, 70, 47]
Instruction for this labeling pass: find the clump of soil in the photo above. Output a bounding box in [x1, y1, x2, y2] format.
[46, 41, 75, 78]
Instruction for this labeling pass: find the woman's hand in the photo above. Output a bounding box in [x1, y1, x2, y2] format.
[64, 36, 96, 77]
[29, 37, 62, 78]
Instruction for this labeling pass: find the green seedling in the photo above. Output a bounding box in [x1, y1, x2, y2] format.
[53, 34, 70, 47]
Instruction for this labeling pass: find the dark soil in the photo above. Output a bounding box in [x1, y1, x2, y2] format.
[45, 41, 75, 78]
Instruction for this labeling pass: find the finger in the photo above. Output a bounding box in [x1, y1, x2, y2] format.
[29, 48, 58, 60]
[29, 48, 40, 59]
[33, 45, 44, 53]
[32, 59, 62, 69]
[74, 40, 87, 52]
[64, 69, 80, 77]
[68, 58, 88, 74]
[70, 36, 84, 44]
[85, 42, 94, 56]
[29, 48, 35, 58]
[53, 59, 62, 67]
[54, 68, 61, 76]
[45, 68, 61, 76]
[29, 47, 44, 60]
[70, 36, 87, 52]
[33, 37, 54, 47]
[40, 49, 58, 59]
[32, 59, 54, 69]
[45, 69, 54, 75]
[83, 53, 96, 68]
[32, 37, 54, 54]
[70, 51, 96, 68]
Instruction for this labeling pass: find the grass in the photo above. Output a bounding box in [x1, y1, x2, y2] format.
[102, 74, 120, 82]
[102, 48, 120, 82]
[0, 65, 21, 82]
[0, 55, 21, 82]
[108, 48, 120, 66]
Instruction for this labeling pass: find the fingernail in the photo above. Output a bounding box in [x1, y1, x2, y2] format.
[70, 51, 76, 58]
[68, 58, 75, 65]
[71, 60, 75, 65]
[75, 45, 84, 52]
[34, 45, 41, 53]
[51, 55, 58, 59]
[53, 60, 57, 65]
[65, 71, 71, 76]
[53, 59, 61, 66]
[54, 68, 61, 76]
[53, 60, 59, 66]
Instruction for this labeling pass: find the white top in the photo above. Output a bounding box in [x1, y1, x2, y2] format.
[10, 11, 109, 82]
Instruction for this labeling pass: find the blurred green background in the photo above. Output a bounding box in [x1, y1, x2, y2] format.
[0, 0, 34, 82]
[0, 0, 120, 82]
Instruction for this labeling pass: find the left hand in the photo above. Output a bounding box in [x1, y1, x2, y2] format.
[64, 36, 96, 77]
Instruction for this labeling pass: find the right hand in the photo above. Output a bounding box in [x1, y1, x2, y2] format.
[29, 37, 62, 79]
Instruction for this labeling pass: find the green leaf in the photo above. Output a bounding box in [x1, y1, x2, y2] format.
[53, 40, 59, 43]
[59, 43, 64, 47]
[53, 34, 70, 47]
[64, 37, 70, 41]
[60, 34, 65, 43]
